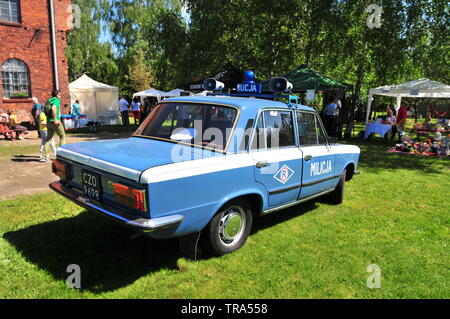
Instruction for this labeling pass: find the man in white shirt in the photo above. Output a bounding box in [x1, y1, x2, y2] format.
[119, 97, 130, 126]
[323, 97, 338, 137]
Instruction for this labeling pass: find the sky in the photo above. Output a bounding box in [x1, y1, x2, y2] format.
[97, 2, 190, 56]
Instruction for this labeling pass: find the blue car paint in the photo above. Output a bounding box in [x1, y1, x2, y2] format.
[52, 95, 360, 240]
[143, 161, 267, 238]
[60, 137, 219, 174]
[299, 146, 336, 198]
[251, 148, 303, 207]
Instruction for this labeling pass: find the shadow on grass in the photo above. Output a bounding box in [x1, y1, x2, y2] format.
[66, 125, 136, 138]
[3, 211, 181, 293]
[252, 200, 319, 235]
[342, 138, 450, 174]
[63, 124, 136, 142]
[11, 155, 41, 162]
[4, 200, 324, 289]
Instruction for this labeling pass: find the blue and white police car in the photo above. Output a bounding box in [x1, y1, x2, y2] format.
[50, 75, 360, 257]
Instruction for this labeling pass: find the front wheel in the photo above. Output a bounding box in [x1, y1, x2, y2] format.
[203, 199, 253, 256]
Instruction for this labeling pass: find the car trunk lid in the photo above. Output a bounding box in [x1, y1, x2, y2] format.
[57, 137, 218, 182]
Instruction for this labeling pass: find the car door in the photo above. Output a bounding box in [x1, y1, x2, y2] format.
[296, 111, 336, 199]
[250, 109, 303, 208]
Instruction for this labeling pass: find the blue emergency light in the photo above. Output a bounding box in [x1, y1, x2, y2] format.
[205, 71, 298, 106]
[237, 70, 262, 94]
[244, 70, 256, 83]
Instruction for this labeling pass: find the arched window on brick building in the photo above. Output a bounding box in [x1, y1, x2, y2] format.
[0, 0, 20, 23]
[1, 58, 31, 99]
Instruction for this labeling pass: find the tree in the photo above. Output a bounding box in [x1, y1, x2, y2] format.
[69, 0, 448, 112]
[66, 0, 119, 85]
[127, 48, 155, 93]
[104, 0, 187, 90]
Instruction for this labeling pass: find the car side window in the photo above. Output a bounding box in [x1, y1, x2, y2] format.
[296, 111, 328, 146]
[297, 112, 318, 145]
[314, 115, 328, 145]
[251, 110, 295, 150]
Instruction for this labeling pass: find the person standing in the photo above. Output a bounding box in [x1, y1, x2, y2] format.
[333, 93, 342, 117]
[141, 97, 151, 121]
[71, 99, 81, 129]
[44, 90, 65, 159]
[31, 97, 42, 138]
[119, 97, 130, 126]
[386, 107, 398, 142]
[131, 97, 141, 125]
[323, 97, 338, 137]
[39, 110, 56, 162]
[333, 93, 342, 138]
[396, 101, 409, 141]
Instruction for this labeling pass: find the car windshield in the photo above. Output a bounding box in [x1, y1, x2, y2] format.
[134, 102, 238, 151]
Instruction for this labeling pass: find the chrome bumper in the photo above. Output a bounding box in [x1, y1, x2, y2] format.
[49, 181, 184, 232]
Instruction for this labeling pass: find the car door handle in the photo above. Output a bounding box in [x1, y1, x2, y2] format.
[304, 155, 313, 161]
[256, 160, 269, 168]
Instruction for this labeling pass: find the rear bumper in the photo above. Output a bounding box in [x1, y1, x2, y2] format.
[49, 181, 183, 233]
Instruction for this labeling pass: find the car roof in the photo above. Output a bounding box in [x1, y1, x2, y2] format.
[162, 95, 316, 112]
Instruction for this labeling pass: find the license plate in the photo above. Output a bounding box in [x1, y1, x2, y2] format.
[81, 169, 102, 201]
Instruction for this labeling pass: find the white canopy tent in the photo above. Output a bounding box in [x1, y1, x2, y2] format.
[366, 78, 450, 123]
[133, 88, 167, 102]
[193, 91, 209, 96]
[165, 88, 186, 97]
[133, 88, 186, 103]
[69, 74, 120, 124]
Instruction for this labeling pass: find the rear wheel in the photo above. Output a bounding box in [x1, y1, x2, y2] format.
[203, 199, 253, 256]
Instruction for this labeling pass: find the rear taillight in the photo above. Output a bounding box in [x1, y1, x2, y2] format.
[113, 183, 147, 212]
[52, 160, 69, 180]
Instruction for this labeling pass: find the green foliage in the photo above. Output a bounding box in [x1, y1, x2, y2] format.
[11, 92, 29, 98]
[104, 0, 187, 90]
[126, 48, 155, 93]
[67, 0, 449, 97]
[66, 0, 120, 86]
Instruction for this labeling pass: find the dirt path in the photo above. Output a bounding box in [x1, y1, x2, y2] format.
[0, 130, 132, 201]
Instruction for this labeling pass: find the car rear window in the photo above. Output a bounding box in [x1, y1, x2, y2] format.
[134, 102, 238, 151]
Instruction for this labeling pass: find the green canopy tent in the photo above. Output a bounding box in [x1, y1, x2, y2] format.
[260, 64, 353, 92]
[260, 64, 354, 139]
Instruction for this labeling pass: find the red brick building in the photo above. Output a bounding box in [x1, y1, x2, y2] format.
[0, 0, 72, 123]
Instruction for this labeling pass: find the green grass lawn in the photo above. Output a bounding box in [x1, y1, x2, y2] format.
[0, 138, 449, 299]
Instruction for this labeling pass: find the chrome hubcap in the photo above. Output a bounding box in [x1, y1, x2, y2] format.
[219, 206, 245, 246]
